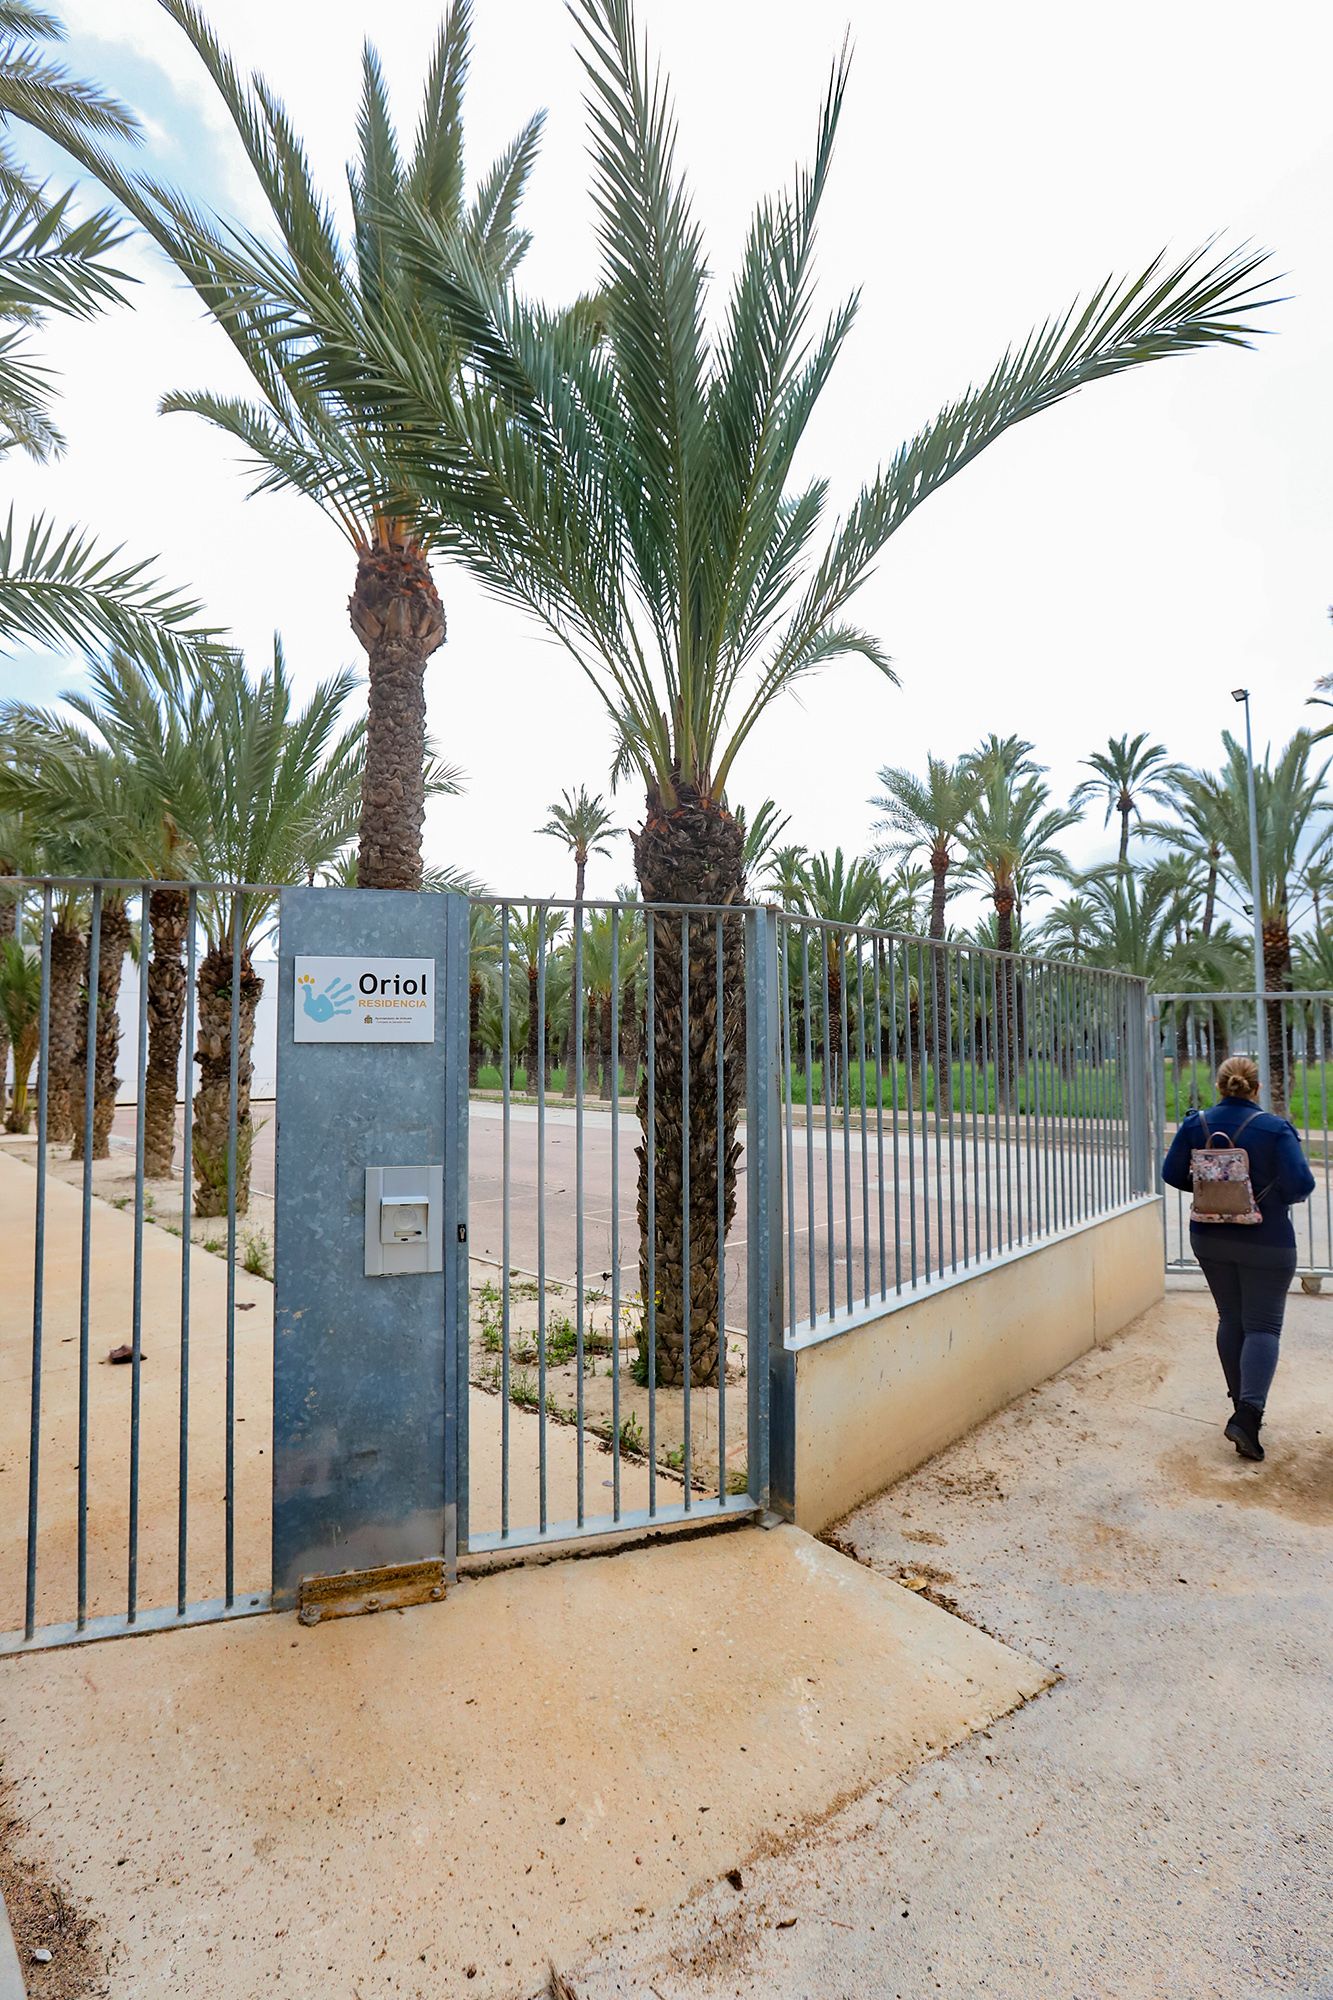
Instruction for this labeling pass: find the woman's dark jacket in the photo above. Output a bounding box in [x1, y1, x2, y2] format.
[1161, 1097, 1316, 1250]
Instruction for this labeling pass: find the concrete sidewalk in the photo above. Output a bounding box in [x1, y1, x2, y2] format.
[572, 1279, 1333, 1998]
[0, 1526, 1047, 1999]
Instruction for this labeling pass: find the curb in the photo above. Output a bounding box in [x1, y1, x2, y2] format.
[0, 1888, 24, 2000]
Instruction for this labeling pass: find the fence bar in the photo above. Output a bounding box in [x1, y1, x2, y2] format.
[856, 934, 870, 1313]
[714, 915, 725, 1502]
[611, 907, 622, 1520]
[177, 890, 197, 1613]
[223, 898, 242, 1609]
[536, 909, 549, 1534]
[500, 906, 512, 1540]
[573, 905, 586, 1528]
[872, 939, 887, 1300]
[839, 939, 854, 1312]
[781, 926, 797, 1341]
[680, 915, 692, 1509]
[821, 931, 836, 1319]
[127, 888, 151, 1620]
[645, 912, 657, 1515]
[917, 941, 933, 1284]
[76, 886, 101, 1629]
[22, 888, 53, 1641]
[802, 927, 817, 1325]
[889, 941, 903, 1293]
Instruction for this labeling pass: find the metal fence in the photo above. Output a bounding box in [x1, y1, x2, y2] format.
[1151, 990, 1333, 1279]
[1, 876, 275, 1654]
[774, 916, 1153, 1337]
[461, 896, 773, 1552]
[3, 871, 1160, 1654]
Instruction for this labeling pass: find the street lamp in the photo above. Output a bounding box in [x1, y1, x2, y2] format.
[1232, 688, 1271, 1103]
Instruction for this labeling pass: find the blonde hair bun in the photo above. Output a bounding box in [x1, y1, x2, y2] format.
[1217, 1056, 1261, 1101]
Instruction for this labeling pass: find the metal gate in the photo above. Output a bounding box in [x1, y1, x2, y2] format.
[1151, 990, 1333, 1280]
[1, 879, 777, 1654]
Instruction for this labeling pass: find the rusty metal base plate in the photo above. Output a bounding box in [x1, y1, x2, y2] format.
[297, 1558, 447, 1626]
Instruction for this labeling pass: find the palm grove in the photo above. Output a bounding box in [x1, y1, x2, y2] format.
[0, 0, 1311, 1389]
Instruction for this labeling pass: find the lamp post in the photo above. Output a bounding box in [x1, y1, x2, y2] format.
[1232, 688, 1271, 1104]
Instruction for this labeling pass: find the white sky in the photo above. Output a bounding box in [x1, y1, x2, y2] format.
[6, 0, 1332, 912]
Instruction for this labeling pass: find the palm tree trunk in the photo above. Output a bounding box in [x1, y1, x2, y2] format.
[620, 970, 639, 1094]
[71, 898, 130, 1161]
[633, 794, 745, 1389]
[468, 969, 484, 1088]
[563, 858, 587, 1100]
[46, 919, 84, 1144]
[1201, 856, 1218, 939]
[4, 1023, 39, 1134]
[349, 535, 446, 893]
[524, 966, 540, 1091]
[1262, 918, 1292, 1114]
[0, 871, 15, 1104]
[597, 992, 613, 1102]
[192, 941, 263, 1217]
[1118, 802, 1131, 865]
[144, 887, 189, 1179]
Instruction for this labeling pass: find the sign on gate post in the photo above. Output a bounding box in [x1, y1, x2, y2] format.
[271, 888, 469, 1612]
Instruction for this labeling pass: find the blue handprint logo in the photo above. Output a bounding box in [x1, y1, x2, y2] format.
[298, 972, 354, 1023]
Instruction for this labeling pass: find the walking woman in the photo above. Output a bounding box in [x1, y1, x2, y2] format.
[1162, 1056, 1315, 1461]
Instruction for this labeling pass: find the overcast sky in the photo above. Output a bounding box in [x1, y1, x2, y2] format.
[6, 0, 1332, 915]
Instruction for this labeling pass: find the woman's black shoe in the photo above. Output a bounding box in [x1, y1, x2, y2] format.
[1225, 1402, 1265, 1461]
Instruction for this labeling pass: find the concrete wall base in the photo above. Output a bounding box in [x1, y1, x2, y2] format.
[788, 1200, 1164, 1533]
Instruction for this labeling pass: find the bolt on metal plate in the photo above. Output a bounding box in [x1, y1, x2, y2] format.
[296, 1558, 447, 1626]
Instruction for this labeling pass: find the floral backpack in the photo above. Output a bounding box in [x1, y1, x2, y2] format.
[1190, 1107, 1267, 1225]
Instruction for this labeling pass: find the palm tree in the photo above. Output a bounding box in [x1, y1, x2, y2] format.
[738, 798, 791, 887]
[871, 757, 981, 943]
[538, 785, 619, 1095]
[871, 756, 982, 1112]
[0, 931, 38, 1130]
[507, 906, 567, 1093]
[231, 1, 1272, 1379]
[173, 646, 364, 1213]
[0, 8, 222, 665]
[1209, 730, 1331, 1108]
[786, 849, 878, 1104]
[579, 907, 645, 1101]
[1071, 733, 1181, 864]
[2, 1, 542, 892]
[1035, 894, 1097, 962]
[964, 766, 1077, 954]
[964, 761, 1077, 1104]
[1141, 769, 1228, 939]
[0, 654, 205, 1173]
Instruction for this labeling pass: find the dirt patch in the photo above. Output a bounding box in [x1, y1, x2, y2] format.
[1166, 1433, 1333, 1525]
[1, 1774, 106, 1999]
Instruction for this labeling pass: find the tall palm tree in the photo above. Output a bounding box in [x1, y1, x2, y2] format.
[538, 785, 619, 1095]
[738, 798, 791, 887]
[0, 653, 205, 1172]
[964, 763, 1077, 1103]
[1034, 894, 1097, 962]
[230, 0, 1271, 1379]
[787, 848, 878, 1105]
[1141, 768, 1228, 939]
[507, 905, 567, 1094]
[0, 6, 222, 665]
[1209, 729, 1331, 1108]
[0, 930, 38, 1129]
[871, 756, 981, 942]
[2, 0, 542, 891]
[173, 646, 364, 1213]
[1071, 732, 1181, 864]
[871, 756, 982, 1112]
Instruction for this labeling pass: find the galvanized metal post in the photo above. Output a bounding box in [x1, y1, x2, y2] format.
[1235, 689, 1272, 1106]
[1125, 981, 1152, 1197]
[443, 892, 471, 1574]
[746, 906, 783, 1517]
[272, 887, 457, 1609]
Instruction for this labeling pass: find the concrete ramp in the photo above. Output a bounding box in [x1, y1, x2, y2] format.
[0, 1523, 1049, 1998]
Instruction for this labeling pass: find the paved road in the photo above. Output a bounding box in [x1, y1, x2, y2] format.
[573, 1276, 1333, 1999]
[114, 1098, 1146, 1334]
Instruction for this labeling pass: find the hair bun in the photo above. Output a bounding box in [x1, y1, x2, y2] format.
[1216, 1055, 1261, 1101]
